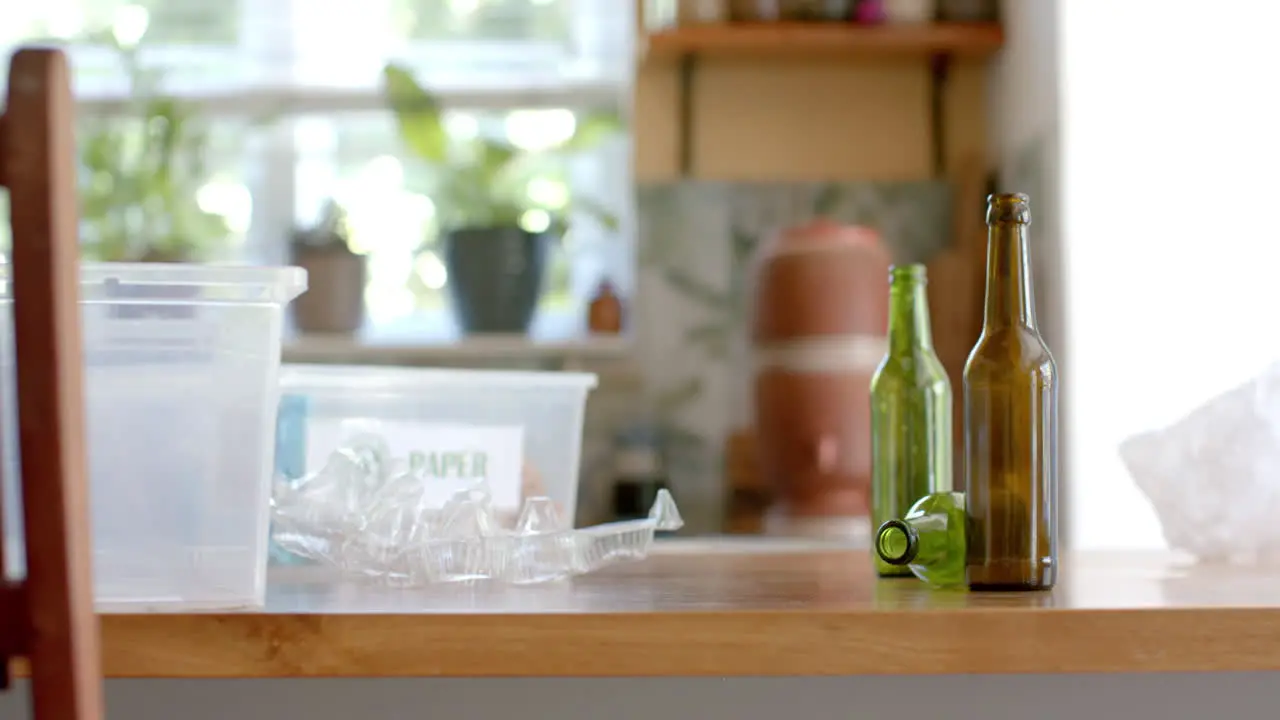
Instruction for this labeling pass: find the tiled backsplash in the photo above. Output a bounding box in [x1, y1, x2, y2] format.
[574, 180, 954, 532]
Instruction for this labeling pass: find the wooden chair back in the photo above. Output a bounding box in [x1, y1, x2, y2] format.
[0, 46, 106, 720]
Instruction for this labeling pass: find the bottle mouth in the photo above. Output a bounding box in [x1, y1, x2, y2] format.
[986, 192, 1031, 225]
[889, 264, 927, 284]
[875, 520, 918, 566]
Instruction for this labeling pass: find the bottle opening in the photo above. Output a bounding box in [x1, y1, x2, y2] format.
[889, 264, 927, 284]
[986, 192, 1032, 225]
[875, 521, 917, 566]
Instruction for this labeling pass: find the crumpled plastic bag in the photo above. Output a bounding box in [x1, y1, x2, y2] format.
[1120, 363, 1280, 564]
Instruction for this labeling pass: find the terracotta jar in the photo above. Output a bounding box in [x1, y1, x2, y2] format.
[751, 220, 891, 537]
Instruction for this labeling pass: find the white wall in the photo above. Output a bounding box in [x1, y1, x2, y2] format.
[988, 0, 1059, 165]
[1062, 0, 1280, 549]
[996, 0, 1280, 552]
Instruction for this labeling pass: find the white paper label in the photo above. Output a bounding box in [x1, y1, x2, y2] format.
[305, 419, 526, 511]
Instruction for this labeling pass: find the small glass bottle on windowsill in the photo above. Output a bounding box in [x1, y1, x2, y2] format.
[587, 278, 625, 335]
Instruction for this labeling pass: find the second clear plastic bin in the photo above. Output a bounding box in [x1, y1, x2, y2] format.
[275, 365, 599, 531]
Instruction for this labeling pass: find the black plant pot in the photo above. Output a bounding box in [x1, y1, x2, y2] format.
[443, 226, 549, 335]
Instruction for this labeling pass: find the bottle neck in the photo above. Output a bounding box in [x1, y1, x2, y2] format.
[875, 512, 951, 567]
[887, 279, 934, 354]
[982, 222, 1037, 330]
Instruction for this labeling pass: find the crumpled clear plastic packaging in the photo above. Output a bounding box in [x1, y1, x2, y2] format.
[271, 434, 684, 584]
[1120, 362, 1280, 565]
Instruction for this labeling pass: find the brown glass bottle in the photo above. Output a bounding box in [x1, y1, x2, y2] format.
[587, 279, 624, 334]
[963, 193, 1058, 591]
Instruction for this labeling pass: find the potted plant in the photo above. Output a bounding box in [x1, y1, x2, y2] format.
[290, 200, 366, 336]
[78, 32, 232, 263]
[381, 63, 622, 335]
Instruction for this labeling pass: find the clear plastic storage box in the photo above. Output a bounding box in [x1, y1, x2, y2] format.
[276, 365, 598, 528]
[1, 263, 306, 610]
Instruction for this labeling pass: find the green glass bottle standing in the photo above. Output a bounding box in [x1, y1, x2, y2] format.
[875, 491, 966, 588]
[869, 264, 953, 577]
[963, 193, 1059, 591]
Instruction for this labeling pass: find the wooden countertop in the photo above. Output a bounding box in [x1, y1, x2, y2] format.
[15, 549, 1280, 678]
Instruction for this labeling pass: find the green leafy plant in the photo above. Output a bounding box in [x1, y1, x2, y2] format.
[292, 199, 354, 252]
[380, 62, 622, 239]
[78, 32, 231, 262]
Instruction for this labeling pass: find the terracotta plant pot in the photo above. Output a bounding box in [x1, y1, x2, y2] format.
[291, 245, 366, 335]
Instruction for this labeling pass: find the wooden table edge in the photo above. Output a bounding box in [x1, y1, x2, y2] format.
[4, 605, 1273, 678]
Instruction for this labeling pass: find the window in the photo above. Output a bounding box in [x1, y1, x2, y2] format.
[1061, 1, 1280, 549]
[1, 0, 635, 343]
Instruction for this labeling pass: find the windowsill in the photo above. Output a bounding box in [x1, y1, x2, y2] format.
[281, 306, 633, 367]
[282, 332, 630, 366]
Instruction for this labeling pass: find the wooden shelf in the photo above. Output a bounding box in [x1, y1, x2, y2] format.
[645, 22, 1005, 59]
[12, 548, 1280, 678]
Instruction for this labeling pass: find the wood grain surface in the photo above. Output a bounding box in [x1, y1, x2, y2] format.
[12, 549, 1280, 678]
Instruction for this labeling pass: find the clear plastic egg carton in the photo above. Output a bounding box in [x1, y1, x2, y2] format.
[271, 435, 682, 585]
